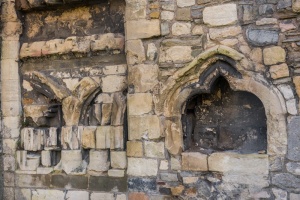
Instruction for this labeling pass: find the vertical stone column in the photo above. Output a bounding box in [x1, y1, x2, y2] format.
[1, 0, 22, 199]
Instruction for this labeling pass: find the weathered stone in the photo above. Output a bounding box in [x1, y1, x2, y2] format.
[147, 43, 158, 61]
[290, 193, 300, 200]
[65, 191, 89, 200]
[126, 20, 160, 40]
[127, 141, 143, 157]
[171, 157, 181, 170]
[277, 84, 294, 100]
[171, 185, 184, 196]
[116, 194, 127, 200]
[108, 169, 125, 177]
[161, 11, 174, 21]
[256, 18, 277, 25]
[286, 162, 300, 175]
[17, 151, 40, 171]
[279, 21, 296, 32]
[60, 150, 84, 174]
[209, 26, 242, 40]
[172, 22, 191, 36]
[159, 160, 169, 170]
[96, 126, 111, 149]
[32, 189, 65, 200]
[88, 150, 110, 173]
[111, 151, 127, 169]
[111, 92, 127, 126]
[111, 126, 124, 150]
[128, 178, 156, 192]
[89, 176, 127, 192]
[21, 128, 43, 151]
[128, 93, 153, 115]
[272, 173, 300, 192]
[177, 0, 195, 7]
[220, 39, 239, 46]
[183, 177, 198, 184]
[272, 188, 287, 200]
[176, 8, 191, 21]
[293, 76, 300, 109]
[259, 4, 275, 15]
[37, 167, 53, 174]
[91, 33, 124, 51]
[278, 0, 292, 9]
[269, 63, 289, 79]
[288, 117, 300, 161]
[192, 25, 204, 35]
[101, 103, 112, 125]
[128, 192, 149, 200]
[90, 192, 114, 200]
[144, 141, 165, 158]
[44, 127, 58, 149]
[182, 152, 208, 171]
[129, 64, 159, 92]
[103, 64, 127, 75]
[160, 173, 178, 182]
[292, 0, 300, 12]
[126, 40, 146, 65]
[161, 22, 170, 36]
[203, 4, 237, 26]
[126, 0, 147, 20]
[101, 75, 127, 93]
[159, 46, 193, 63]
[287, 99, 298, 115]
[246, 29, 279, 46]
[263, 46, 286, 65]
[61, 126, 82, 150]
[81, 126, 96, 149]
[128, 115, 161, 140]
[127, 158, 158, 176]
[15, 188, 32, 200]
[41, 151, 51, 167]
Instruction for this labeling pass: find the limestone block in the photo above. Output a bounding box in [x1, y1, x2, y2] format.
[256, 18, 278, 26]
[111, 151, 127, 169]
[3, 139, 18, 154]
[128, 64, 159, 92]
[95, 93, 113, 104]
[208, 152, 268, 174]
[116, 194, 127, 200]
[286, 162, 300, 175]
[128, 115, 161, 140]
[111, 92, 127, 126]
[293, 76, 300, 107]
[126, 20, 160, 40]
[91, 33, 124, 51]
[183, 177, 198, 184]
[20, 41, 46, 58]
[103, 64, 127, 75]
[101, 103, 112, 125]
[209, 26, 242, 40]
[127, 141, 143, 157]
[263, 46, 286, 65]
[65, 36, 90, 53]
[44, 127, 58, 149]
[177, 0, 195, 7]
[287, 99, 298, 115]
[182, 152, 208, 171]
[161, 11, 174, 21]
[176, 8, 191, 21]
[269, 63, 289, 79]
[127, 158, 158, 176]
[81, 126, 96, 149]
[2, 40, 20, 60]
[88, 150, 110, 173]
[15, 189, 32, 200]
[2, 21, 22, 40]
[203, 4, 238, 26]
[277, 84, 294, 100]
[111, 126, 124, 150]
[41, 151, 51, 167]
[4, 155, 16, 171]
[171, 185, 185, 196]
[147, 43, 158, 61]
[128, 93, 153, 115]
[32, 189, 65, 200]
[21, 128, 44, 151]
[41, 39, 66, 55]
[102, 75, 127, 93]
[292, 0, 300, 12]
[172, 22, 191, 36]
[126, 39, 146, 65]
[65, 191, 89, 200]
[37, 167, 53, 174]
[192, 25, 204, 35]
[126, 0, 147, 20]
[161, 22, 170, 36]
[159, 46, 193, 63]
[61, 150, 84, 174]
[160, 160, 169, 170]
[96, 126, 111, 149]
[291, 193, 300, 200]
[61, 126, 82, 150]
[144, 141, 165, 158]
[108, 169, 125, 177]
[91, 192, 114, 200]
[2, 117, 20, 138]
[1, 59, 19, 81]
[2, 101, 22, 117]
[17, 151, 40, 171]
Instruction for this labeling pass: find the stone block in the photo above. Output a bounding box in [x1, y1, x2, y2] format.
[101, 75, 127, 93]
[291, 193, 300, 200]
[101, 103, 112, 125]
[116, 194, 127, 200]
[42, 39, 66, 55]
[2, 40, 20, 60]
[41, 151, 51, 167]
[182, 152, 208, 171]
[126, 39, 146, 65]
[126, 20, 160, 40]
[37, 167, 53, 174]
[111, 92, 127, 126]
[32, 190, 65, 200]
[203, 4, 237, 26]
[61, 150, 84, 174]
[44, 127, 58, 149]
[125, 0, 147, 20]
[2, 80, 21, 102]
[81, 126, 96, 149]
[51, 174, 88, 189]
[144, 141, 165, 158]
[91, 33, 124, 51]
[89, 176, 127, 192]
[286, 162, 300, 175]
[15, 188, 32, 200]
[111, 151, 127, 169]
[159, 46, 193, 63]
[61, 126, 82, 150]
[171, 157, 181, 170]
[292, 0, 300, 12]
[182, 177, 198, 184]
[128, 192, 149, 200]
[128, 115, 161, 140]
[192, 25, 204, 35]
[65, 191, 89, 200]
[161, 11, 174, 21]
[177, 0, 195, 7]
[108, 169, 125, 177]
[159, 160, 169, 170]
[21, 128, 43, 151]
[91, 192, 114, 200]
[263, 46, 286, 65]
[209, 26, 242, 40]
[161, 22, 170, 36]
[160, 173, 178, 182]
[127, 158, 158, 176]
[172, 22, 191, 36]
[247, 29, 279, 47]
[4, 188, 14, 200]
[4, 172, 14, 187]
[1, 59, 19, 81]
[3, 139, 18, 154]
[147, 43, 158, 61]
[20, 42, 46, 58]
[103, 64, 127, 75]
[96, 126, 111, 149]
[287, 99, 297, 115]
[15, 174, 50, 188]
[111, 126, 124, 150]
[269, 63, 289, 79]
[128, 178, 156, 192]
[208, 152, 268, 174]
[2, 101, 22, 117]
[287, 116, 300, 161]
[88, 150, 110, 173]
[176, 8, 191, 21]
[272, 173, 300, 192]
[171, 185, 184, 196]
[129, 64, 159, 93]
[127, 141, 143, 157]
[128, 93, 153, 115]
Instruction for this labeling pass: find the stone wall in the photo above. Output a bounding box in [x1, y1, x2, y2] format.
[1, 0, 300, 199]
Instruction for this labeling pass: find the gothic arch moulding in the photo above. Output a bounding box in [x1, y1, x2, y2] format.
[155, 45, 287, 156]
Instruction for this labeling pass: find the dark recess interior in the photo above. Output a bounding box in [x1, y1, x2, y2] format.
[182, 77, 267, 154]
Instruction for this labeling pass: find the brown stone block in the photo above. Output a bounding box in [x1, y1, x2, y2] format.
[182, 152, 208, 171]
[129, 192, 149, 200]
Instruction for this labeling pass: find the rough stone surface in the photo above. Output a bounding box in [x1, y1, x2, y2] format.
[111, 151, 127, 169]
[172, 22, 191, 36]
[203, 4, 237, 26]
[127, 141, 143, 157]
[269, 63, 290, 79]
[126, 20, 160, 40]
[126, 40, 146, 65]
[177, 0, 195, 8]
[287, 116, 300, 161]
[272, 173, 300, 192]
[128, 115, 161, 140]
[263, 46, 286, 65]
[128, 93, 153, 116]
[159, 46, 193, 63]
[127, 158, 158, 176]
[247, 29, 279, 46]
[182, 152, 208, 171]
[144, 141, 165, 158]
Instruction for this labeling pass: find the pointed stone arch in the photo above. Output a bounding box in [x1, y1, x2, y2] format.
[155, 45, 287, 156]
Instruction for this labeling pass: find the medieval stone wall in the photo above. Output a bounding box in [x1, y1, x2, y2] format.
[1, 0, 300, 199]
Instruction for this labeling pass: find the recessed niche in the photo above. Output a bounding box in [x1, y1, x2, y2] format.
[182, 77, 267, 154]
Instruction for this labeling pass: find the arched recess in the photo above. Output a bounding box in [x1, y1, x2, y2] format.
[155, 45, 287, 156]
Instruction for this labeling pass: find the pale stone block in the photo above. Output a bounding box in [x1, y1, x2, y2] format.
[116, 194, 127, 200]
[91, 192, 114, 200]
[256, 18, 278, 26]
[209, 26, 242, 40]
[95, 93, 113, 104]
[127, 141, 143, 157]
[3, 155, 16, 171]
[159, 46, 193, 63]
[183, 177, 199, 184]
[292, 0, 300, 12]
[15, 188, 32, 200]
[126, 20, 160, 40]
[127, 158, 158, 176]
[41, 39, 66, 55]
[88, 150, 110, 173]
[161, 11, 174, 20]
[147, 43, 158, 61]
[250, 48, 263, 64]
[128, 93, 153, 115]
[128, 64, 159, 92]
[111, 92, 127, 126]
[203, 4, 238, 26]
[177, 0, 195, 7]
[2, 40, 20, 59]
[108, 169, 125, 177]
[269, 63, 289, 79]
[111, 151, 127, 169]
[144, 141, 165, 158]
[128, 115, 161, 140]
[20, 41, 45, 58]
[21, 128, 43, 151]
[101, 103, 112, 125]
[63, 78, 79, 91]
[290, 193, 300, 200]
[44, 127, 58, 149]
[159, 160, 169, 170]
[208, 152, 268, 174]
[37, 167, 53, 174]
[81, 126, 96, 149]
[287, 99, 298, 115]
[2, 101, 22, 117]
[172, 22, 191, 36]
[272, 188, 287, 200]
[182, 152, 208, 171]
[96, 126, 111, 149]
[263, 46, 286, 65]
[61, 126, 82, 150]
[102, 75, 127, 93]
[192, 25, 204, 35]
[1, 59, 19, 81]
[32, 190, 65, 200]
[61, 150, 83, 174]
[220, 39, 239, 46]
[66, 191, 89, 200]
[41, 151, 51, 167]
[125, 0, 147, 20]
[2, 80, 21, 102]
[126, 39, 146, 65]
[91, 33, 124, 51]
[18, 151, 40, 171]
[111, 126, 124, 150]
[222, 173, 269, 187]
[103, 64, 127, 75]
[3, 139, 18, 154]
